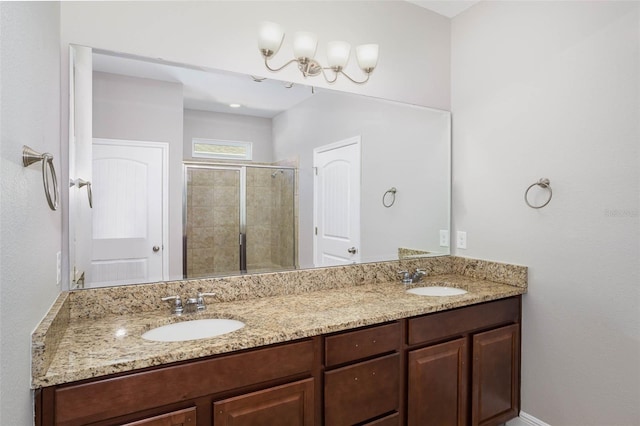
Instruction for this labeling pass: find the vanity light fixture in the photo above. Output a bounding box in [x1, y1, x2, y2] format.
[258, 21, 379, 85]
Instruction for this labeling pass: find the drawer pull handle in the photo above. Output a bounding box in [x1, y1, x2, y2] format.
[372, 339, 377, 344]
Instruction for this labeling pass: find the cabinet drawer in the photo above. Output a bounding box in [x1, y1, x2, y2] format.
[408, 297, 520, 346]
[325, 322, 400, 367]
[324, 353, 400, 426]
[53, 339, 314, 426]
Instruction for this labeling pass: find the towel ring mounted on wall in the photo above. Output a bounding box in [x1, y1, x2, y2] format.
[22, 145, 59, 211]
[382, 187, 397, 208]
[524, 178, 552, 209]
[70, 178, 93, 208]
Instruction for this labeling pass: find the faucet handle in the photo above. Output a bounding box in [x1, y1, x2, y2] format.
[161, 295, 183, 315]
[196, 292, 216, 311]
[413, 268, 426, 282]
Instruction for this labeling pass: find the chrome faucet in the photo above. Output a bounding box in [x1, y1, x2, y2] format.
[398, 269, 427, 284]
[162, 292, 216, 315]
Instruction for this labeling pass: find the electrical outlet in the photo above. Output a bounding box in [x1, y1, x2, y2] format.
[439, 230, 449, 247]
[456, 231, 467, 249]
[56, 251, 61, 286]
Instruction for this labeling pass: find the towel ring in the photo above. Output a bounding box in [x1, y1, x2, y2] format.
[525, 178, 552, 209]
[22, 145, 59, 211]
[383, 187, 397, 208]
[70, 178, 93, 208]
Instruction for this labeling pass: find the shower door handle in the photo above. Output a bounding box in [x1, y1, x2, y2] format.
[239, 233, 247, 273]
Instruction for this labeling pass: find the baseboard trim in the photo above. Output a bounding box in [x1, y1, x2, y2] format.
[519, 411, 552, 426]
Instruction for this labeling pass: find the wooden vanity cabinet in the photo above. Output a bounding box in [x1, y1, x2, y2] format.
[37, 297, 521, 426]
[406, 297, 521, 426]
[37, 338, 319, 426]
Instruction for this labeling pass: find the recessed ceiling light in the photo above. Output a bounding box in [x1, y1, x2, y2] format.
[229, 103, 241, 108]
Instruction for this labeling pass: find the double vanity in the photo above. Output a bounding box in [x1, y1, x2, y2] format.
[32, 256, 527, 426]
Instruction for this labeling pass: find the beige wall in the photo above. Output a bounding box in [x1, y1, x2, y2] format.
[451, 2, 640, 424]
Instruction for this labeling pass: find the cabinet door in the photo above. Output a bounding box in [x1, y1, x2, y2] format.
[407, 337, 468, 426]
[471, 323, 520, 426]
[213, 378, 314, 426]
[123, 407, 196, 426]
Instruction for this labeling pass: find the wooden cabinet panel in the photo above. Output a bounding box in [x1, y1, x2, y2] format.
[471, 324, 520, 426]
[362, 412, 400, 426]
[213, 379, 314, 426]
[408, 298, 520, 346]
[407, 337, 468, 426]
[123, 407, 196, 426]
[53, 340, 314, 426]
[325, 322, 400, 367]
[324, 353, 400, 426]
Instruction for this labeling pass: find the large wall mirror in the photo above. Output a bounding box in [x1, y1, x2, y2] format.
[68, 44, 451, 290]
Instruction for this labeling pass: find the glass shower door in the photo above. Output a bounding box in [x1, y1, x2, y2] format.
[184, 166, 241, 278]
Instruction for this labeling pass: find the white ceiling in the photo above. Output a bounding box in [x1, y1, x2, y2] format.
[406, 0, 480, 18]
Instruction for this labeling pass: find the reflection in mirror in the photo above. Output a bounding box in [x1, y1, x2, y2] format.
[68, 45, 450, 290]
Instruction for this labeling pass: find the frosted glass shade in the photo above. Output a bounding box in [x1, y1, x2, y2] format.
[327, 41, 351, 69]
[356, 44, 379, 72]
[258, 21, 284, 56]
[293, 32, 318, 59]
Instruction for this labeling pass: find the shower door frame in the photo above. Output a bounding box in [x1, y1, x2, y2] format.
[182, 162, 296, 278]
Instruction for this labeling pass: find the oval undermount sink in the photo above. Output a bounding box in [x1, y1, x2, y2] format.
[142, 318, 245, 342]
[406, 286, 468, 296]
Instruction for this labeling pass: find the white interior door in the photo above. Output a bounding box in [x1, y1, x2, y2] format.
[314, 136, 361, 267]
[91, 139, 168, 286]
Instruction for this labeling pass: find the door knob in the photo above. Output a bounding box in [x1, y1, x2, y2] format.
[153, 246, 161, 252]
[348, 247, 357, 254]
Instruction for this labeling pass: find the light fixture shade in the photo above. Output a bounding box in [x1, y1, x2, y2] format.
[258, 21, 284, 56]
[293, 31, 318, 59]
[356, 44, 379, 72]
[327, 41, 351, 69]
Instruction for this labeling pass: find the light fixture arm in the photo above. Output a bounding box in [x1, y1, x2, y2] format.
[334, 68, 371, 85]
[263, 56, 299, 73]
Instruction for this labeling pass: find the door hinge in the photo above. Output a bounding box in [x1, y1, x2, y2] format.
[315, 227, 318, 235]
[313, 167, 318, 176]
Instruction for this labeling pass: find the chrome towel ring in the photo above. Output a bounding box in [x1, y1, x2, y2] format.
[383, 187, 397, 208]
[525, 178, 552, 209]
[70, 178, 93, 208]
[23, 145, 59, 211]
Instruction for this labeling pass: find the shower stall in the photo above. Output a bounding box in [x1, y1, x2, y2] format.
[183, 163, 297, 278]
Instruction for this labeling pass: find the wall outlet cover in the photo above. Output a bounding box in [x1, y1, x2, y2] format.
[456, 231, 467, 249]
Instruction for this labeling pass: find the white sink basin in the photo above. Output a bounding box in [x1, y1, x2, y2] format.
[142, 318, 245, 342]
[406, 286, 468, 296]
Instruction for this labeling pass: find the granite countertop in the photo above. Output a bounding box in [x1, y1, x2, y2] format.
[32, 270, 526, 388]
